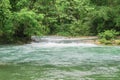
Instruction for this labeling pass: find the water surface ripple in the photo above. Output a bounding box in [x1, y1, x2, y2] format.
[0, 36, 120, 80]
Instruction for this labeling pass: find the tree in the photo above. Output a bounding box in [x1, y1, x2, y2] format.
[0, 0, 14, 42]
[0, 0, 120, 43]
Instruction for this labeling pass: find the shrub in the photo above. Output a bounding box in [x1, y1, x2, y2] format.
[99, 38, 112, 45]
[69, 20, 90, 36]
[57, 32, 70, 37]
[98, 30, 119, 40]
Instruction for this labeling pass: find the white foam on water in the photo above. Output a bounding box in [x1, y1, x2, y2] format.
[28, 42, 97, 48]
[30, 36, 98, 48]
[40, 38, 89, 42]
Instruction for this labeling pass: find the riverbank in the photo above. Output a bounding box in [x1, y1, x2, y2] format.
[32, 35, 120, 46]
[0, 35, 120, 46]
[65, 36, 120, 46]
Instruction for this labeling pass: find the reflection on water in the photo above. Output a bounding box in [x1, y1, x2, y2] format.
[0, 36, 120, 80]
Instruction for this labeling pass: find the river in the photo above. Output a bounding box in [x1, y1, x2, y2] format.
[0, 36, 120, 80]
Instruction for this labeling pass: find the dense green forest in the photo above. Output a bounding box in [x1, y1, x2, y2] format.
[0, 0, 120, 44]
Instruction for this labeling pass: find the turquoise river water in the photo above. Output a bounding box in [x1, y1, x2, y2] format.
[0, 36, 120, 80]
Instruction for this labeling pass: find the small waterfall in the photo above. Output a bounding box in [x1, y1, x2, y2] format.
[30, 36, 97, 47]
[31, 36, 97, 43]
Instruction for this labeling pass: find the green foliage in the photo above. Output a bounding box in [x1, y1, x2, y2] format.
[0, 0, 14, 42]
[98, 30, 119, 40]
[98, 29, 119, 45]
[69, 20, 90, 36]
[0, 0, 49, 43]
[99, 38, 113, 45]
[89, 6, 115, 34]
[13, 9, 43, 36]
[0, 0, 120, 44]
